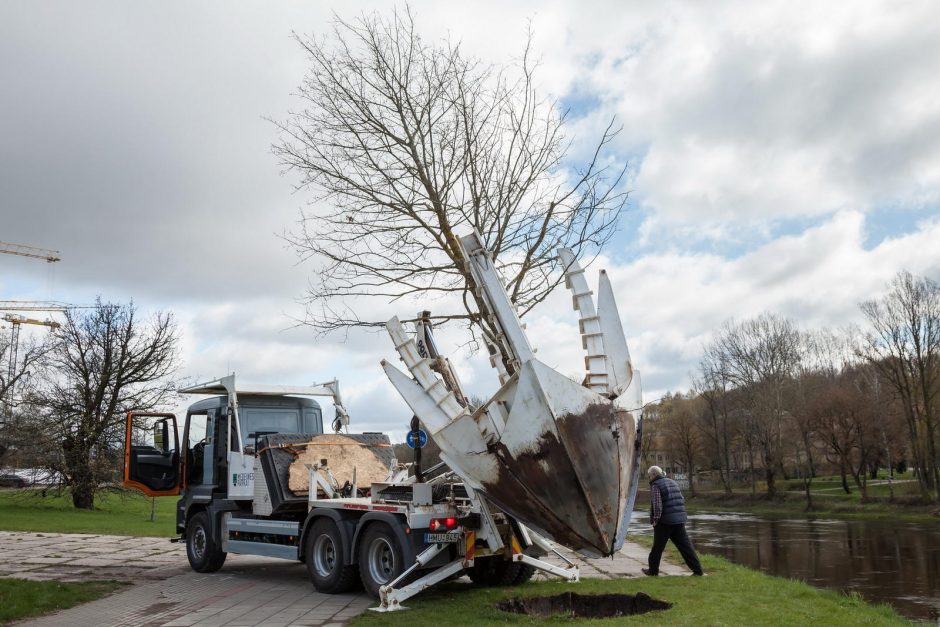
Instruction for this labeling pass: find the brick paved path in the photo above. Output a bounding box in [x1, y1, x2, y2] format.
[1, 531, 686, 626]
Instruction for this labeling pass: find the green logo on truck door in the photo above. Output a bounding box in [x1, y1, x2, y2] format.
[232, 472, 253, 487]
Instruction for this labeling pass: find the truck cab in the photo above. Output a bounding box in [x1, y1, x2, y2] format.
[177, 393, 323, 528]
[124, 377, 347, 569]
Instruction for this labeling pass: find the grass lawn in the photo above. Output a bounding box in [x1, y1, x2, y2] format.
[0, 489, 177, 537]
[352, 554, 909, 626]
[0, 579, 125, 625]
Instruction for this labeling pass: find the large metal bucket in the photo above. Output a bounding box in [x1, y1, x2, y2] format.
[382, 233, 642, 557]
[440, 360, 638, 556]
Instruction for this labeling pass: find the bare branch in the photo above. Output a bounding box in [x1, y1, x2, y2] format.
[273, 8, 627, 364]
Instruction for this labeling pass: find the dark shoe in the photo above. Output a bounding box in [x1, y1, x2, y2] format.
[642, 568, 658, 576]
[693, 571, 705, 576]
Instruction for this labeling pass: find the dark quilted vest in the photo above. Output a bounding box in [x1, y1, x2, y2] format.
[652, 476, 688, 525]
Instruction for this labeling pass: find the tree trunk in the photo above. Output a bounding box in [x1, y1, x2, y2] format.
[925, 422, 940, 501]
[722, 426, 733, 495]
[71, 485, 96, 510]
[764, 450, 777, 498]
[839, 459, 851, 494]
[802, 431, 817, 478]
[748, 446, 756, 496]
[852, 469, 868, 499]
[63, 435, 96, 510]
[904, 408, 931, 498]
[764, 466, 776, 497]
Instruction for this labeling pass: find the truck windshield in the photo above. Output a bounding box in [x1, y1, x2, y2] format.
[239, 407, 321, 443]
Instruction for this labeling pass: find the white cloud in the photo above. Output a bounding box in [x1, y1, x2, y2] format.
[549, 1, 940, 237]
[3, 1, 940, 442]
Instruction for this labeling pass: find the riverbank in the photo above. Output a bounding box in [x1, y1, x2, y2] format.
[352, 552, 909, 626]
[633, 510, 940, 620]
[633, 486, 940, 523]
[683, 492, 940, 523]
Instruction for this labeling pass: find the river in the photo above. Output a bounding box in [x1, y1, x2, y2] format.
[628, 510, 940, 621]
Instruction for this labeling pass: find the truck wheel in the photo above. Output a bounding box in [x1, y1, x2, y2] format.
[186, 511, 226, 573]
[467, 556, 500, 585]
[306, 518, 360, 594]
[468, 557, 530, 586]
[512, 563, 536, 585]
[358, 522, 405, 597]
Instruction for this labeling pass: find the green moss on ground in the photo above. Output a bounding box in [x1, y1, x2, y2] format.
[0, 489, 177, 537]
[0, 579, 125, 625]
[352, 554, 909, 626]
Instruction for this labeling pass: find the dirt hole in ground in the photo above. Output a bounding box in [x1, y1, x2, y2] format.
[497, 592, 672, 619]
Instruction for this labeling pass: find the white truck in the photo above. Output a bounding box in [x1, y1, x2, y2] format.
[123, 234, 642, 610]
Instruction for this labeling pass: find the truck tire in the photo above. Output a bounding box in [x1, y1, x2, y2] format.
[358, 522, 405, 597]
[306, 518, 360, 594]
[467, 556, 501, 585]
[467, 557, 530, 586]
[512, 563, 536, 585]
[186, 511, 226, 573]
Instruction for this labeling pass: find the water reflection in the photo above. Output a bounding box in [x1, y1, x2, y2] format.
[628, 511, 940, 621]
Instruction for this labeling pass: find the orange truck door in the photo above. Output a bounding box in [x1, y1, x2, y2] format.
[124, 412, 181, 496]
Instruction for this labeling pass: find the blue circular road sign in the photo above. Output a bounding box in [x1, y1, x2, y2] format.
[406, 429, 428, 449]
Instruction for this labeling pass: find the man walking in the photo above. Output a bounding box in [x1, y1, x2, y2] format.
[642, 465, 704, 577]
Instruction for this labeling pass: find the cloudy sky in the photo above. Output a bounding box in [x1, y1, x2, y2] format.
[2, 1, 939, 437]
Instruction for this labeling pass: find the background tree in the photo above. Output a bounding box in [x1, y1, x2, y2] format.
[792, 328, 854, 502]
[31, 300, 179, 509]
[787, 356, 822, 508]
[858, 271, 940, 500]
[639, 398, 665, 471]
[0, 330, 51, 467]
[274, 8, 626, 369]
[702, 313, 801, 497]
[695, 360, 738, 495]
[659, 393, 705, 496]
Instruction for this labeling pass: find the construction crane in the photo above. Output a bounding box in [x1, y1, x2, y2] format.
[1, 242, 62, 419]
[3, 314, 60, 417]
[0, 301, 74, 313]
[0, 241, 61, 263]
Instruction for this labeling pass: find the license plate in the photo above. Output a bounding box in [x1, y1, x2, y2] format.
[424, 532, 461, 544]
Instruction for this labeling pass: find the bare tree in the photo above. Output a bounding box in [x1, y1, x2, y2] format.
[0, 327, 52, 466]
[695, 361, 737, 495]
[30, 300, 179, 509]
[787, 373, 821, 508]
[788, 328, 852, 504]
[659, 393, 704, 496]
[858, 271, 940, 501]
[813, 377, 858, 495]
[274, 8, 627, 367]
[703, 313, 801, 497]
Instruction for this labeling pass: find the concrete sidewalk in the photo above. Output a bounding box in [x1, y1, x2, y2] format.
[1, 530, 687, 626]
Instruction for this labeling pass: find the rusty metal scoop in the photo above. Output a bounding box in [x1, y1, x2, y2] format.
[381, 232, 643, 556]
